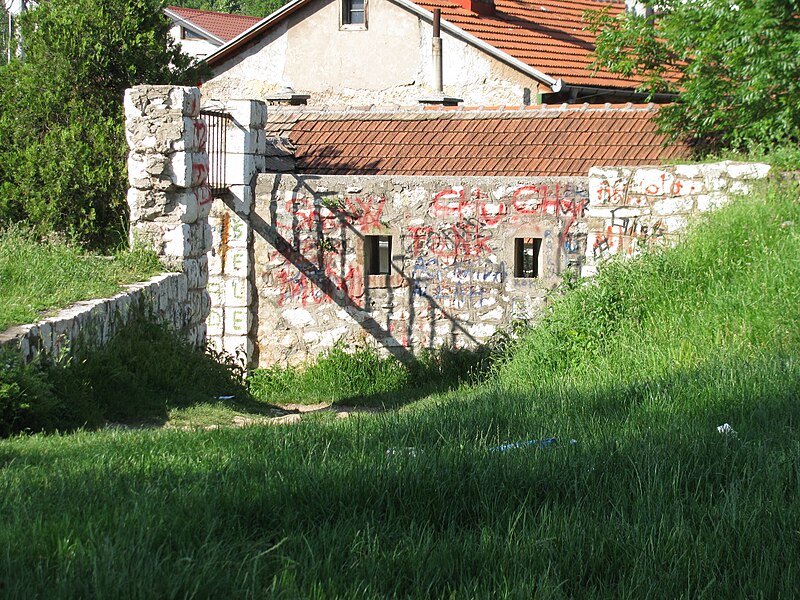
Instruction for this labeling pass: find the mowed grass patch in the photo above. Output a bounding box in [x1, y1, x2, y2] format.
[1, 178, 800, 597]
[0, 226, 164, 332]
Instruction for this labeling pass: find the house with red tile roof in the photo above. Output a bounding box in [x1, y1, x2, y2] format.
[165, 6, 261, 60]
[199, 0, 673, 108]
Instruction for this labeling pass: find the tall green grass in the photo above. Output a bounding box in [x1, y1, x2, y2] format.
[0, 227, 164, 332]
[1, 178, 800, 597]
[248, 344, 494, 407]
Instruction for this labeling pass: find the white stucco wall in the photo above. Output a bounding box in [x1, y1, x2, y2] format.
[203, 0, 541, 107]
[169, 23, 220, 60]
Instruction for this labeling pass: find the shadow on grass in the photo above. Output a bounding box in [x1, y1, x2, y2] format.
[4, 353, 800, 597]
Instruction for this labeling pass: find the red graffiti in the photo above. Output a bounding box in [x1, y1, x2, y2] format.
[193, 120, 207, 151]
[345, 195, 385, 230]
[191, 162, 208, 187]
[408, 220, 492, 260]
[275, 262, 363, 307]
[194, 186, 212, 206]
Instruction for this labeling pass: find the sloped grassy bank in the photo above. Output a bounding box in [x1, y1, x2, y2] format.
[1, 178, 799, 598]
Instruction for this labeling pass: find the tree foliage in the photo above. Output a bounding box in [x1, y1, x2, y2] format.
[0, 0, 200, 249]
[586, 0, 800, 153]
[169, 0, 288, 17]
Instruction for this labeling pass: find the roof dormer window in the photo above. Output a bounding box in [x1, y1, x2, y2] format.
[181, 26, 204, 40]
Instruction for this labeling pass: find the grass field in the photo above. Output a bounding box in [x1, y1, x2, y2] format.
[1, 178, 799, 597]
[0, 227, 164, 332]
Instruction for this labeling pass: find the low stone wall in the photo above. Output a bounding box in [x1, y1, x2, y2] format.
[248, 161, 770, 367]
[583, 161, 771, 275]
[0, 272, 199, 364]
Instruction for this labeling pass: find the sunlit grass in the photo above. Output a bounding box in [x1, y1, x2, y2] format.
[0, 226, 164, 331]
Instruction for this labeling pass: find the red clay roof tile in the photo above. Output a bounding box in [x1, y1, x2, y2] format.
[166, 6, 260, 42]
[267, 105, 687, 177]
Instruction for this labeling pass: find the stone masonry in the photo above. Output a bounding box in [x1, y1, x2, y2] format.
[124, 85, 213, 347]
[206, 99, 268, 362]
[251, 161, 770, 367]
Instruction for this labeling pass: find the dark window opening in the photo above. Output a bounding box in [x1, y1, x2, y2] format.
[366, 235, 391, 275]
[514, 237, 541, 278]
[181, 26, 204, 40]
[343, 0, 366, 25]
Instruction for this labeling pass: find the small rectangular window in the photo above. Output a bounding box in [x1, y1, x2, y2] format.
[514, 237, 541, 278]
[365, 235, 391, 275]
[342, 0, 366, 26]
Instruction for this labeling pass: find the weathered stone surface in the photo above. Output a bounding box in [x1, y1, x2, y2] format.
[250, 163, 769, 368]
[0, 273, 202, 363]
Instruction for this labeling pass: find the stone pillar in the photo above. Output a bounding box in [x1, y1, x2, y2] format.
[124, 85, 212, 347]
[207, 99, 267, 364]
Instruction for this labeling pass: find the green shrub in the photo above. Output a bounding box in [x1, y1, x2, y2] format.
[0, 348, 61, 436]
[0, 321, 250, 435]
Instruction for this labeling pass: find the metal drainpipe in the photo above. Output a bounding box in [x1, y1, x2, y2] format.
[433, 9, 442, 93]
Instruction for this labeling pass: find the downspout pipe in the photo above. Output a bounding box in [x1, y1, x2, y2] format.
[432, 8, 442, 93]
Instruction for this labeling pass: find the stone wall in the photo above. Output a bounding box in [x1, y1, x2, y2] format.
[124, 85, 213, 347]
[582, 161, 771, 275]
[252, 173, 589, 366]
[251, 161, 770, 367]
[0, 273, 195, 364]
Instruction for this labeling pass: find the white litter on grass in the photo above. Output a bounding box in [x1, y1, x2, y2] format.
[717, 423, 737, 436]
[217, 395, 235, 400]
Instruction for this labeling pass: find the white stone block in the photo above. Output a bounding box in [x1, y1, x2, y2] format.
[223, 335, 254, 360]
[225, 99, 268, 129]
[632, 168, 674, 196]
[208, 250, 223, 277]
[188, 289, 211, 321]
[652, 197, 693, 216]
[184, 255, 209, 290]
[225, 125, 267, 155]
[170, 86, 201, 117]
[588, 172, 630, 206]
[207, 278, 224, 307]
[224, 247, 249, 278]
[225, 307, 251, 336]
[169, 152, 209, 188]
[206, 307, 224, 336]
[674, 164, 702, 179]
[224, 277, 251, 307]
[226, 210, 250, 247]
[727, 162, 770, 180]
[224, 152, 257, 185]
[162, 223, 191, 258]
[128, 151, 169, 189]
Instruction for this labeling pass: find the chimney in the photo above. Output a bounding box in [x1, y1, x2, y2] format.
[456, 0, 495, 17]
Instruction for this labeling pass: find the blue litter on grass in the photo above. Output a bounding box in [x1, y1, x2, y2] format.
[491, 438, 577, 452]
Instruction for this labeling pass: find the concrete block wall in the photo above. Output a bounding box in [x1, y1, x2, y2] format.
[207, 99, 267, 362]
[0, 273, 195, 364]
[124, 85, 213, 347]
